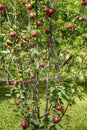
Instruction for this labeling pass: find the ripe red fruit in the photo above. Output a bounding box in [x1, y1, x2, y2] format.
[22, 35, 29, 42]
[23, 80, 28, 87]
[31, 32, 38, 37]
[67, 23, 73, 29]
[36, 20, 42, 26]
[3, 10, 7, 15]
[21, 121, 27, 129]
[13, 80, 19, 87]
[53, 117, 61, 123]
[45, 29, 50, 34]
[42, 55, 46, 60]
[43, 7, 49, 13]
[82, 0, 87, 5]
[29, 12, 35, 19]
[39, 62, 45, 68]
[15, 100, 19, 105]
[30, 74, 35, 79]
[46, 41, 52, 46]
[30, 43, 34, 48]
[26, 4, 33, 10]
[56, 105, 62, 111]
[0, 4, 4, 10]
[48, 8, 55, 15]
[10, 32, 16, 37]
[4, 42, 9, 47]
[26, 105, 30, 110]
[18, 40, 23, 45]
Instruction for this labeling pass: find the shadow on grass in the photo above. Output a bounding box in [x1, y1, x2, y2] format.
[0, 84, 12, 101]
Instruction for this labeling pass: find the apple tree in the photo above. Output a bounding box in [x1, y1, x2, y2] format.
[0, 0, 87, 130]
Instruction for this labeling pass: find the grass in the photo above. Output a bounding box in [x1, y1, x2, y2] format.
[0, 84, 87, 130]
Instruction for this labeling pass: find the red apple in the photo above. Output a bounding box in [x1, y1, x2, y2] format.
[15, 100, 19, 105]
[4, 42, 9, 47]
[36, 20, 42, 26]
[53, 117, 61, 123]
[0, 4, 4, 10]
[29, 12, 35, 19]
[21, 121, 27, 129]
[30, 74, 35, 79]
[45, 29, 50, 34]
[39, 62, 45, 68]
[3, 10, 7, 15]
[43, 7, 49, 13]
[10, 32, 16, 37]
[26, 4, 33, 10]
[31, 32, 38, 37]
[30, 43, 34, 48]
[46, 41, 52, 46]
[23, 80, 28, 87]
[42, 55, 46, 60]
[82, 0, 87, 5]
[22, 35, 29, 42]
[67, 23, 73, 29]
[56, 105, 62, 111]
[26, 105, 30, 110]
[18, 40, 23, 45]
[48, 8, 55, 15]
[13, 80, 19, 87]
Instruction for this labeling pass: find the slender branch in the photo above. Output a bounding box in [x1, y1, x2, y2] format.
[14, 0, 17, 26]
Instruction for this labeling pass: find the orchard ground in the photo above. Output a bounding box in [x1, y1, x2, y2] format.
[0, 84, 87, 130]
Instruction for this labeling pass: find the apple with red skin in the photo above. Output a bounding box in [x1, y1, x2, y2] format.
[22, 35, 29, 42]
[43, 7, 49, 13]
[15, 100, 19, 105]
[18, 40, 23, 45]
[10, 32, 16, 37]
[39, 62, 45, 68]
[3, 10, 7, 16]
[26, 4, 33, 10]
[45, 29, 50, 34]
[23, 80, 28, 87]
[4, 42, 9, 47]
[36, 20, 42, 26]
[13, 80, 19, 87]
[82, 0, 87, 5]
[42, 55, 46, 60]
[30, 74, 35, 79]
[67, 23, 73, 29]
[31, 32, 38, 37]
[26, 105, 30, 111]
[46, 41, 52, 46]
[56, 105, 62, 111]
[29, 12, 35, 19]
[48, 8, 55, 15]
[53, 117, 61, 123]
[21, 121, 27, 129]
[0, 4, 4, 10]
[30, 43, 34, 48]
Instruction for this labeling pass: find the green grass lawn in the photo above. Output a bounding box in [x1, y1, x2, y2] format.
[0, 85, 87, 130]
